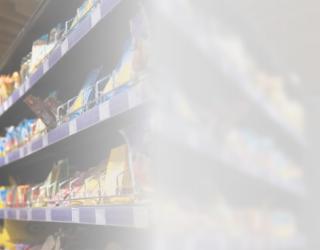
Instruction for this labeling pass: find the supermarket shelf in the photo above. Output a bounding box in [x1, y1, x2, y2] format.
[164, 6, 305, 147]
[158, 116, 306, 198]
[0, 83, 145, 168]
[239, 79, 306, 146]
[0, 0, 121, 118]
[220, 152, 306, 197]
[0, 205, 149, 228]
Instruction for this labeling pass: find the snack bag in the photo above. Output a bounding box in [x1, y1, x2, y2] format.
[48, 23, 64, 52]
[69, 173, 86, 206]
[6, 187, 17, 208]
[20, 53, 31, 82]
[101, 144, 134, 204]
[30, 184, 41, 207]
[12, 72, 21, 89]
[15, 119, 32, 146]
[31, 119, 47, 139]
[24, 95, 58, 130]
[132, 151, 152, 198]
[78, 167, 104, 205]
[0, 75, 15, 102]
[53, 179, 70, 207]
[68, 67, 102, 120]
[70, 0, 95, 30]
[0, 186, 8, 208]
[4, 126, 18, 152]
[102, 13, 148, 96]
[0, 137, 6, 157]
[15, 185, 30, 208]
[30, 34, 49, 74]
[102, 41, 134, 96]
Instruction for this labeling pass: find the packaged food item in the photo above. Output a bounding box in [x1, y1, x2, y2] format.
[8, 220, 56, 247]
[12, 72, 21, 89]
[0, 118, 47, 155]
[0, 137, 6, 157]
[30, 184, 41, 207]
[65, 67, 102, 121]
[31, 118, 47, 139]
[4, 126, 18, 153]
[101, 15, 148, 98]
[30, 34, 49, 74]
[44, 92, 61, 117]
[0, 186, 8, 208]
[47, 160, 70, 207]
[24, 95, 58, 130]
[15, 185, 30, 208]
[48, 23, 64, 50]
[71, 167, 103, 206]
[69, 171, 89, 206]
[31, 160, 69, 207]
[70, 0, 95, 30]
[0, 221, 35, 250]
[20, 53, 31, 82]
[6, 186, 16, 208]
[100, 144, 134, 204]
[15, 119, 35, 146]
[132, 151, 152, 198]
[0, 75, 15, 103]
[53, 178, 71, 207]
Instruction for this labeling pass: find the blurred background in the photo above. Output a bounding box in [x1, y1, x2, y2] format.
[148, 0, 320, 249]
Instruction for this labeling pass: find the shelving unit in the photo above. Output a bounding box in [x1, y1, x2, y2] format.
[0, 83, 145, 168]
[0, 0, 150, 249]
[0, 205, 149, 228]
[0, 0, 121, 117]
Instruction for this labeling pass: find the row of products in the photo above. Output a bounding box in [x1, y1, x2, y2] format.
[0, 143, 151, 208]
[0, 119, 46, 157]
[0, 0, 98, 106]
[24, 0, 97, 77]
[0, 222, 129, 250]
[0, 73, 21, 104]
[215, 28, 304, 134]
[223, 129, 303, 188]
[0, 12, 148, 157]
[160, 198, 303, 249]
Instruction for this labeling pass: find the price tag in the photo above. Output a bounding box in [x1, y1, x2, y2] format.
[16, 209, 20, 220]
[27, 209, 32, 220]
[18, 85, 25, 96]
[91, 5, 101, 27]
[69, 120, 77, 135]
[42, 134, 48, 147]
[4, 155, 8, 165]
[61, 39, 69, 56]
[43, 59, 49, 74]
[99, 102, 110, 120]
[27, 143, 32, 155]
[19, 147, 24, 158]
[72, 208, 79, 223]
[25, 77, 30, 90]
[95, 208, 106, 225]
[45, 208, 51, 221]
[3, 101, 8, 111]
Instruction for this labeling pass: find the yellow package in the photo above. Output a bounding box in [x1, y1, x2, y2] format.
[101, 144, 134, 204]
